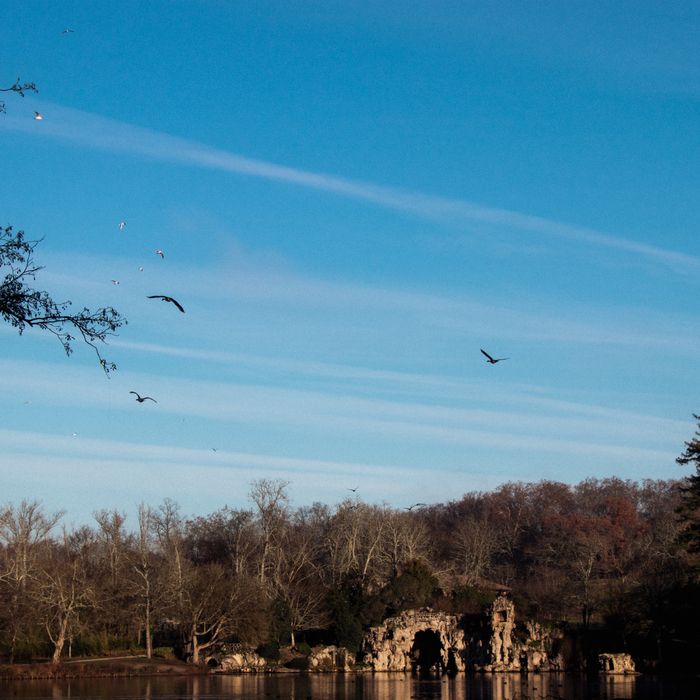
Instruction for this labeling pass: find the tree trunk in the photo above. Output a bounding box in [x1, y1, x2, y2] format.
[145, 602, 153, 659]
[190, 625, 200, 665]
[51, 616, 70, 665]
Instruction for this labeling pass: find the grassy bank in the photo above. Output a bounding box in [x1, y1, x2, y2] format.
[0, 656, 208, 680]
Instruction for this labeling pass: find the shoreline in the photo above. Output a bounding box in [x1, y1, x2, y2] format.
[0, 657, 664, 681]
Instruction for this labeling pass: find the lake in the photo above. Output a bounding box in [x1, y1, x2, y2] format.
[1, 673, 699, 700]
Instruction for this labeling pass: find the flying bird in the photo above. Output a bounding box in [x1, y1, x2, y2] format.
[480, 348, 508, 364]
[154, 249, 165, 258]
[118, 221, 126, 230]
[147, 295, 185, 313]
[405, 503, 427, 512]
[138, 266, 144, 272]
[348, 487, 359, 493]
[33, 111, 43, 120]
[130, 391, 157, 403]
[111, 279, 120, 285]
[62, 28, 75, 34]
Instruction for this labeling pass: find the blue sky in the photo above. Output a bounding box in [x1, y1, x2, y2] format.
[1, 1, 698, 525]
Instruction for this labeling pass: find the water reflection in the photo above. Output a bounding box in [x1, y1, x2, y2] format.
[0, 672, 697, 700]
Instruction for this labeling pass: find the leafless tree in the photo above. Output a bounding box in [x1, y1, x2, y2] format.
[249, 479, 289, 587]
[0, 500, 63, 662]
[36, 530, 95, 664]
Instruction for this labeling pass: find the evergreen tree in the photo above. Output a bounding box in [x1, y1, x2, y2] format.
[676, 414, 700, 574]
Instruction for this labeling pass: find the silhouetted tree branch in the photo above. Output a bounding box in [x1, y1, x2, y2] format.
[0, 226, 127, 373]
[0, 78, 37, 113]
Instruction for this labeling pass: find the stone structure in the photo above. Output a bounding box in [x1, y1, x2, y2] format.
[485, 594, 518, 671]
[361, 609, 467, 672]
[308, 645, 353, 671]
[204, 597, 633, 676]
[463, 595, 520, 671]
[205, 644, 267, 672]
[598, 653, 636, 674]
[519, 621, 564, 672]
[361, 600, 569, 674]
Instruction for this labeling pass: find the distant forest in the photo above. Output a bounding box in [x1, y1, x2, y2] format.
[1, 417, 698, 670]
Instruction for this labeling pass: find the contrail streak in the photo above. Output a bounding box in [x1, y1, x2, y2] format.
[3, 102, 697, 271]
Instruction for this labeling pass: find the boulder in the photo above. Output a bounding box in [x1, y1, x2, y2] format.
[205, 644, 267, 672]
[599, 653, 636, 674]
[308, 645, 353, 671]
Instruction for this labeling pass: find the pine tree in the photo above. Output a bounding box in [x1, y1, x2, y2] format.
[676, 415, 700, 574]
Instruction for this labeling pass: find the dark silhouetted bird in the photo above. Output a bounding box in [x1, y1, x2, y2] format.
[147, 295, 185, 313]
[405, 503, 427, 511]
[480, 348, 508, 364]
[154, 249, 165, 258]
[130, 391, 157, 403]
[348, 487, 359, 493]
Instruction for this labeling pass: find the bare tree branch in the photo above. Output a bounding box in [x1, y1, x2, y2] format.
[0, 226, 127, 373]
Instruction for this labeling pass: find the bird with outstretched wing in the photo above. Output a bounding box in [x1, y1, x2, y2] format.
[480, 348, 508, 364]
[130, 391, 157, 404]
[147, 295, 185, 313]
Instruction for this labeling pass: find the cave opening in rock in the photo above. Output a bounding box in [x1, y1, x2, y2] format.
[411, 629, 444, 674]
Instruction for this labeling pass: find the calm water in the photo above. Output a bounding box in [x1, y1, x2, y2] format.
[1, 673, 698, 700]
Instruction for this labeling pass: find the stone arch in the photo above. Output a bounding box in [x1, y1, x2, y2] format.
[411, 629, 444, 674]
[361, 610, 467, 672]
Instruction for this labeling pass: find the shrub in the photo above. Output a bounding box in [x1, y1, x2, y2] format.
[153, 646, 176, 659]
[296, 641, 312, 656]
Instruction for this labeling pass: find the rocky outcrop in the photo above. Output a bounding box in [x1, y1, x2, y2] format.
[308, 645, 353, 671]
[361, 609, 467, 672]
[362, 600, 570, 674]
[599, 653, 636, 674]
[205, 644, 267, 672]
[465, 594, 520, 671]
[519, 621, 564, 672]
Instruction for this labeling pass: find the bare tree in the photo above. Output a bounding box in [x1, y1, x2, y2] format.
[36, 530, 94, 664]
[270, 517, 328, 647]
[249, 479, 289, 587]
[452, 515, 501, 584]
[0, 500, 63, 662]
[380, 510, 429, 578]
[129, 504, 159, 658]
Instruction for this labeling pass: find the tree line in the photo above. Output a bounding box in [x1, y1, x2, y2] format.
[2, 425, 699, 670]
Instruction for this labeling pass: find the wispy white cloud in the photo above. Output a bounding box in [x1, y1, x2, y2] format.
[3, 102, 697, 272]
[0, 429, 509, 523]
[0, 358, 683, 464]
[36, 248, 700, 352]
